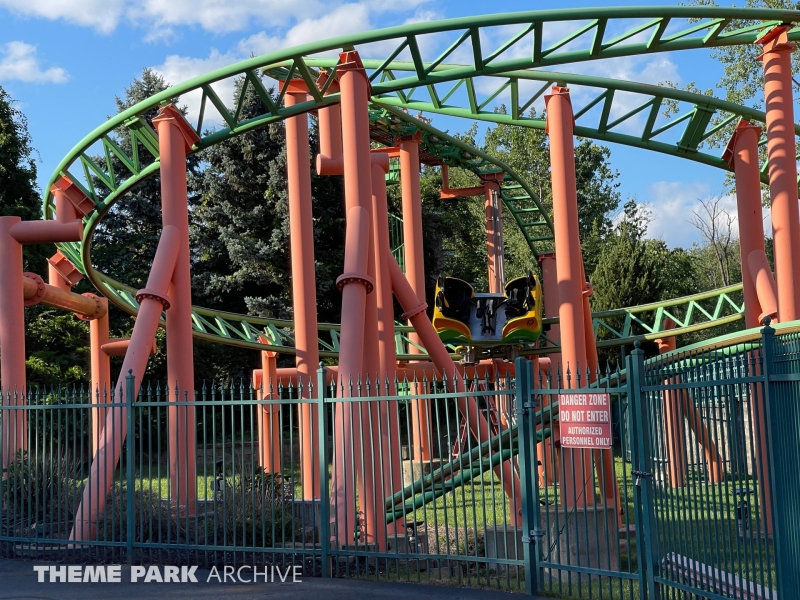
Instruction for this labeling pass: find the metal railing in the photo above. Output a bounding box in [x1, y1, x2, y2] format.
[0, 369, 526, 590]
[2, 329, 799, 598]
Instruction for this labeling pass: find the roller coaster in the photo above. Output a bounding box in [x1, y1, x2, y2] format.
[1, 6, 799, 553]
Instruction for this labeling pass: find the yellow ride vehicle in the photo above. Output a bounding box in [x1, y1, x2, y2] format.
[432, 271, 543, 348]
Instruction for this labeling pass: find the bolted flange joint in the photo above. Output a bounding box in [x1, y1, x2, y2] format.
[76, 293, 106, 321]
[136, 287, 171, 310]
[336, 272, 374, 294]
[401, 301, 428, 321]
[22, 272, 46, 306]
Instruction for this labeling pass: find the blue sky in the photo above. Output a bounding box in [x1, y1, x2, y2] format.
[0, 0, 760, 248]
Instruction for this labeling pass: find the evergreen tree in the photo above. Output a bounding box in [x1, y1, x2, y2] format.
[0, 86, 47, 271]
[190, 76, 345, 325]
[0, 86, 90, 385]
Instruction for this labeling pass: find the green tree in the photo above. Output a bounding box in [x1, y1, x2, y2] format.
[0, 86, 91, 385]
[590, 201, 697, 363]
[190, 76, 344, 325]
[483, 108, 621, 273]
[0, 86, 48, 272]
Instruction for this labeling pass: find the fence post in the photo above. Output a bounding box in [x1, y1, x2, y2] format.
[515, 356, 541, 595]
[125, 370, 135, 566]
[760, 319, 799, 595]
[626, 342, 660, 600]
[317, 364, 330, 577]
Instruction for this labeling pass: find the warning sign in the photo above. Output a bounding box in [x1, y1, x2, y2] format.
[558, 393, 612, 449]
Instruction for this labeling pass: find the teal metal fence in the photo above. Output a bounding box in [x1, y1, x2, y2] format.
[0, 368, 525, 590]
[1, 326, 798, 598]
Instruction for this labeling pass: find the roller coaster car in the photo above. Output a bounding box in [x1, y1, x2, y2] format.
[432, 272, 542, 348]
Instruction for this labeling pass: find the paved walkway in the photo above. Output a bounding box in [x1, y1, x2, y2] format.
[0, 559, 536, 599]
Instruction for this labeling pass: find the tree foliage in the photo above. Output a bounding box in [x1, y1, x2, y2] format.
[189, 77, 344, 324]
[0, 86, 90, 385]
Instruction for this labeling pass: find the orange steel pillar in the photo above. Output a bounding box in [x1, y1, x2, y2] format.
[369, 154, 395, 386]
[316, 72, 343, 169]
[358, 157, 383, 549]
[657, 324, 687, 488]
[49, 185, 77, 290]
[0, 217, 27, 466]
[256, 348, 282, 474]
[87, 297, 111, 453]
[333, 50, 375, 545]
[152, 105, 200, 510]
[545, 86, 593, 508]
[725, 121, 773, 329]
[757, 26, 800, 322]
[370, 155, 404, 545]
[399, 134, 432, 462]
[537, 252, 560, 486]
[284, 85, 320, 499]
[484, 178, 504, 294]
[71, 227, 180, 541]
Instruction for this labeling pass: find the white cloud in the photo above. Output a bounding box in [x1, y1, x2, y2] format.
[0, 0, 123, 33]
[238, 3, 374, 57]
[0, 0, 430, 38]
[132, 0, 325, 38]
[643, 181, 772, 249]
[0, 42, 68, 84]
[155, 3, 439, 128]
[152, 49, 238, 127]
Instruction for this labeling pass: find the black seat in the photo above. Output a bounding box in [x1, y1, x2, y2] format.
[505, 271, 536, 318]
[436, 277, 473, 324]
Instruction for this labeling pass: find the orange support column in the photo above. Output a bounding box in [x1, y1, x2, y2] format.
[256, 349, 282, 474]
[316, 71, 342, 169]
[357, 156, 383, 550]
[725, 120, 775, 531]
[71, 226, 180, 541]
[545, 86, 593, 508]
[537, 252, 560, 486]
[725, 121, 773, 328]
[399, 135, 432, 462]
[152, 105, 200, 510]
[87, 298, 111, 453]
[484, 178, 505, 294]
[284, 85, 321, 499]
[333, 50, 375, 546]
[370, 155, 404, 545]
[757, 26, 800, 322]
[0, 217, 27, 467]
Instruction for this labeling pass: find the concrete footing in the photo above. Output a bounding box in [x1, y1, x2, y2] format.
[401, 459, 444, 488]
[484, 526, 525, 575]
[543, 503, 618, 582]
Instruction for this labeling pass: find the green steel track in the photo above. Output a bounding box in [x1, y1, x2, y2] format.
[42, 7, 800, 358]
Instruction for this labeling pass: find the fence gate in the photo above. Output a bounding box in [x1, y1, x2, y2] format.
[632, 334, 780, 600]
[516, 357, 647, 599]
